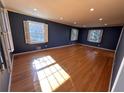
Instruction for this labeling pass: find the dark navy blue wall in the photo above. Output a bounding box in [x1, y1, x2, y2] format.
[8, 11, 122, 53]
[8, 11, 78, 53]
[78, 27, 122, 50]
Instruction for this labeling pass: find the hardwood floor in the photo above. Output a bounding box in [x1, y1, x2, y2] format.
[11, 45, 114, 92]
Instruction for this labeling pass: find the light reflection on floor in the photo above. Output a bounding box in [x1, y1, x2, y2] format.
[33, 56, 70, 92]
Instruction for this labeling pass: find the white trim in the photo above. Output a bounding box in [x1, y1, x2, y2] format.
[3, 9, 14, 52]
[111, 57, 124, 92]
[79, 43, 115, 52]
[0, 10, 12, 72]
[110, 26, 124, 92]
[8, 55, 14, 92]
[23, 20, 48, 44]
[71, 28, 79, 41]
[14, 43, 115, 56]
[14, 44, 77, 56]
[87, 29, 103, 43]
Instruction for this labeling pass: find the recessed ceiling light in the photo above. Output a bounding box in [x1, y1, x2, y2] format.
[99, 18, 103, 21]
[90, 8, 94, 11]
[60, 17, 63, 20]
[74, 22, 77, 25]
[104, 23, 107, 26]
[83, 25, 86, 27]
[33, 8, 37, 11]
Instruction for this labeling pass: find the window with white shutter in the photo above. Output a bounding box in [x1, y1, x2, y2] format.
[23, 21, 48, 44]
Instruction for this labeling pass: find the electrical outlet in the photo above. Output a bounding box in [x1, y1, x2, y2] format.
[36, 46, 41, 50]
[45, 45, 48, 48]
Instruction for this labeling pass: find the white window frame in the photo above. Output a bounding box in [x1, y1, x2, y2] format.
[71, 28, 79, 41]
[23, 20, 48, 44]
[87, 29, 103, 43]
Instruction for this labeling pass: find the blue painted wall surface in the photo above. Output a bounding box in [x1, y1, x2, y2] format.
[8, 10, 124, 92]
[8, 11, 78, 53]
[78, 27, 122, 50]
[8, 11, 122, 53]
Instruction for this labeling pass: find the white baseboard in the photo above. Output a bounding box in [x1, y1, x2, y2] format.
[14, 43, 115, 56]
[79, 43, 115, 52]
[14, 44, 77, 56]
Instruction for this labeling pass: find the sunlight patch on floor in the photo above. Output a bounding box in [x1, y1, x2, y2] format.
[33, 56, 70, 92]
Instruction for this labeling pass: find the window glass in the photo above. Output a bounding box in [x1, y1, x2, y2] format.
[24, 21, 48, 44]
[71, 28, 79, 41]
[87, 30, 103, 43]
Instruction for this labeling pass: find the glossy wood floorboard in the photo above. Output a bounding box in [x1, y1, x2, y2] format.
[11, 45, 114, 92]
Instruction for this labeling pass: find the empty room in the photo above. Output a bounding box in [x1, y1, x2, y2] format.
[0, 0, 124, 92]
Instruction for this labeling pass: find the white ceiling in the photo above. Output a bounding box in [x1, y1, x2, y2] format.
[2, 0, 124, 27]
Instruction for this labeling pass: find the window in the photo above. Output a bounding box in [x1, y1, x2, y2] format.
[70, 28, 79, 41]
[87, 29, 103, 43]
[24, 20, 48, 44]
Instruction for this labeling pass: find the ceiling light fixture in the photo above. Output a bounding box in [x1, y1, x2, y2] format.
[99, 18, 103, 21]
[33, 8, 37, 11]
[83, 25, 86, 27]
[74, 22, 77, 25]
[60, 17, 63, 20]
[90, 8, 94, 11]
[104, 23, 107, 26]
